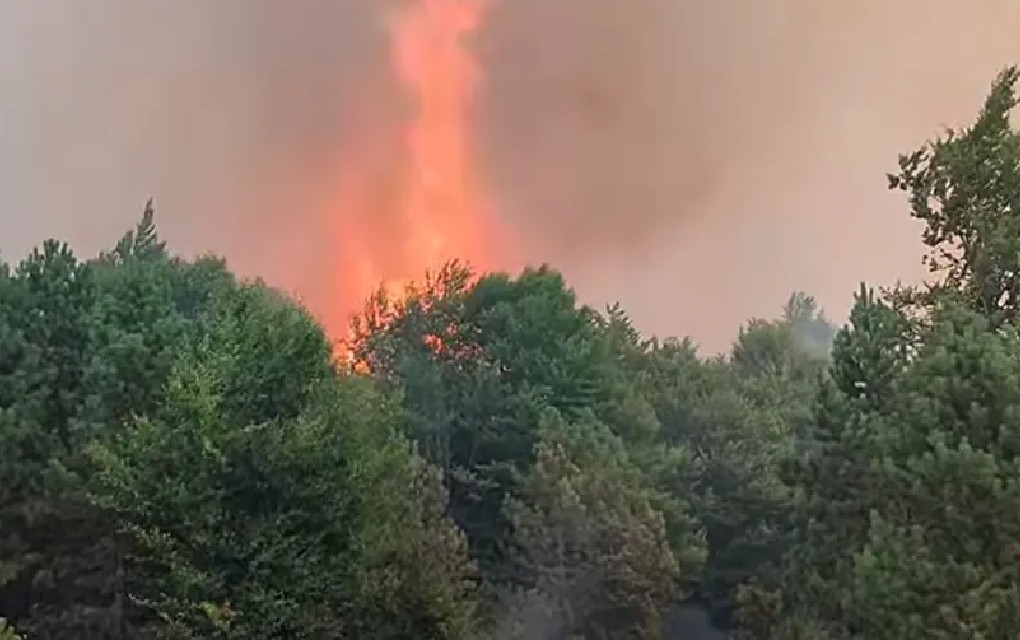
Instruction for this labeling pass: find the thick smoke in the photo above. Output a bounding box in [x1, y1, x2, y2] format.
[1, 1, 1019, 350]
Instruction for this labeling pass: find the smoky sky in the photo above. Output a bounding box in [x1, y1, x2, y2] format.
[1, 1, 1019, 351]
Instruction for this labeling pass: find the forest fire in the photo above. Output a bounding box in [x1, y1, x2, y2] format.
[327, 0, 499, 341]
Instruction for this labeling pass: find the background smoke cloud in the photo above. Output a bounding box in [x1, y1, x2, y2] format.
[1, 0, 1018, 350]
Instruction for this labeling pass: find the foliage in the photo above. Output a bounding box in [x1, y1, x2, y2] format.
[0, 207, 480, 639]
[746, 65, 1020, 638]
[5, 62, 1020, 640]
[889, 66, 1020, 323]
[501, 410, 692, 639]
[348, 263, 674, 586]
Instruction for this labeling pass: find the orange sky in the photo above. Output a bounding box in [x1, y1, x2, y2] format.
[1, 1, 1020, 351]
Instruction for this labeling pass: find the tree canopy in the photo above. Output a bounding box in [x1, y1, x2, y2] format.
[3, 65, 1020, 640]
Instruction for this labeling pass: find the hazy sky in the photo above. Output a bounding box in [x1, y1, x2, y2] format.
[2, 1, 1019, 351]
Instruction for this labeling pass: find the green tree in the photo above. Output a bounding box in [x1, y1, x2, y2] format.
[88, 281, 480, 639]
[637, 294, 832, 628]
[0, 239, 146, 639]
[0, 205, 482, 639]
[889, 66, 1020, 323]
[500, 410, 701, 639]
[350, 263, 631, 583]
[751, 65, 1020, 638]
[749, 286, 911, 638]
[0, 205, 235, 639]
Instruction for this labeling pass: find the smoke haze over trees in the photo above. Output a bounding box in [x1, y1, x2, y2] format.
[3, 1, 1020, 349]
[4, 65, 1020, 638]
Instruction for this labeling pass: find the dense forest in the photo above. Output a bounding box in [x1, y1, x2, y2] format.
[3, 67, 1020, 639]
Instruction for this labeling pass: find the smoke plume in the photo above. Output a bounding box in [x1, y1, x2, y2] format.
[1, 0, 1019, 350]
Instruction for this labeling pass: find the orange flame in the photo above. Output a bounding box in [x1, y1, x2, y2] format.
[325, 0, 498, 341]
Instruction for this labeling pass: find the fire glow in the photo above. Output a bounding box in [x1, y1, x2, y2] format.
[325, 0, 499, 338]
